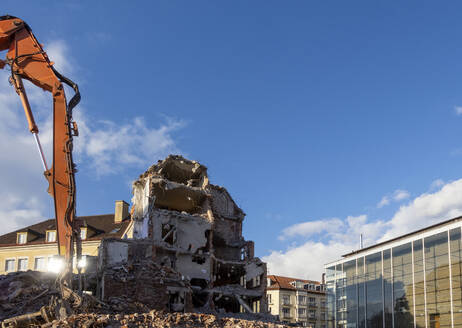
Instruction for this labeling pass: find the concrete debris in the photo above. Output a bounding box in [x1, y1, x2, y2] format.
[41, 310, 288, 328]
[100, 256, 193, 313]
[0, 271, 58, 322]
[0, 270, 287, 327]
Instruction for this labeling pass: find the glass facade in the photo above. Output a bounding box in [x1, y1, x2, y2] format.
[325, 225, 462, 328]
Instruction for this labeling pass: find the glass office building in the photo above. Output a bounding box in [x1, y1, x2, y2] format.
[324, 217, 462, 328]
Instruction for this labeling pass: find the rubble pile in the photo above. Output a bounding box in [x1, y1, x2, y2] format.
[41, 311, 287, 328]
[0, 271, 59, 321]
[101, 258, 192, 313]
[0, 269, 287, 327]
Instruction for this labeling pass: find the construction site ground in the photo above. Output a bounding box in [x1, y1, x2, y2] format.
[0, 271, 289, 328]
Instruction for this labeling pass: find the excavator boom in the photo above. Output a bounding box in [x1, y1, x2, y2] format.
[0, 15, 80, 276]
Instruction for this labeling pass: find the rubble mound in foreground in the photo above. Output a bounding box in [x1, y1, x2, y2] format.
[42, 311, 288, 328]
[0, 271, 288, 328]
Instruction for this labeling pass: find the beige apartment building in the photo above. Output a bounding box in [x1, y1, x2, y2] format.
[267, 275, 327, 328]
[0, 201, 132, 274]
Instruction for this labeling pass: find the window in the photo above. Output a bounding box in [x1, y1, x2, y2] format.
[283, 295, 290, 305]
[424, 232, 451, 327]
[5, 259, 15, 272]
[366, 251, 383, 327]
[309, 310, 316, 318]
[34, 257, 46, 271]
[298, 308, 307, 316]
[298, 295, 307, 304]
[80, 228, 87, 240]
[46, 230, 56, 242]
[267, 294, 272, 304]
[309, 297, 316, 307]
[17, 232, 26, 244]
[252, 299, 260, 313]
[304, 283, 316, 290]
[18, 258, 28, 271]
[450, 228, 462, 326]
[282, 307, 290, 317]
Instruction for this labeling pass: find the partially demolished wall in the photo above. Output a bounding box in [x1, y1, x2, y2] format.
[99, 155, 267, 314]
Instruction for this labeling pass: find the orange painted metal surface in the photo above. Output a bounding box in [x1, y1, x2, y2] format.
[0, 15, 80, 274]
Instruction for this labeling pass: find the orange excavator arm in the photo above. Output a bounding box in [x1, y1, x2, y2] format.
[0, 15, 80, 275]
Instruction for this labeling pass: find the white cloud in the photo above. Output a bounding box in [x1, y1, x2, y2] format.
[377, 189, 410, 208]
[455, 106, 462, 115]
[279, 218, 344, 240]
[377, 196, 390, 208]
[380, 179, 462, 241]
[392, 189, 410, 201]
[74, 112, 185, 176]
[0, 194, 47, 234]
[264, 179, 462, 280]
[430, 179, 445, 190]
[265, 241, 352, 280]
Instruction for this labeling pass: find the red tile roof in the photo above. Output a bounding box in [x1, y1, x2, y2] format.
[267, 275, 325, 293]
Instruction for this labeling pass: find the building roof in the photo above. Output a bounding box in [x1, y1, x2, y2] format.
[341, 216, 462, 259]
[267, 275, 325, 293]
[0, 214, 131, 247]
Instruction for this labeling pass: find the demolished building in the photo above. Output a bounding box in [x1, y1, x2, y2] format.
[98, 155, 267, 314]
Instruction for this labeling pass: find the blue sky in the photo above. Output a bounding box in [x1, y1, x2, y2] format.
[2, 1, 462, 279]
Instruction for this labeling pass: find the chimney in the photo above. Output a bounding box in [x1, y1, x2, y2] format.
[114, 200, 129, 224]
